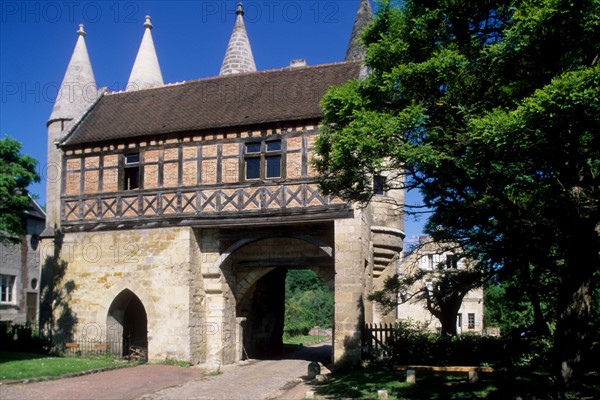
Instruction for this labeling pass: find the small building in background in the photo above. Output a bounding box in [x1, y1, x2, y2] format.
[396, 237, 484, 334]
[0, 198, 46, 325]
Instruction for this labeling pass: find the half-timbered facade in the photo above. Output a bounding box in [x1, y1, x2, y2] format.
[60, 64, 357, 229]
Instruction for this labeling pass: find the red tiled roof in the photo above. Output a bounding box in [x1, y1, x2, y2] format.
[62, 61, 361, 146]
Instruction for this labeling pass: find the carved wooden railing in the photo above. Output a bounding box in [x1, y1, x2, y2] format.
[62, 183, 347, 224]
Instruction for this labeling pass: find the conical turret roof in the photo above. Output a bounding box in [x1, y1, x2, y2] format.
[345, 0, 373, 61]
[127, 16, 164, 91]
[220, 3, 256, 76]
[48, 25, 97, 124]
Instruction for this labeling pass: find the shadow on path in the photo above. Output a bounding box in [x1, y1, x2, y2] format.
[276, 343, 332, 365]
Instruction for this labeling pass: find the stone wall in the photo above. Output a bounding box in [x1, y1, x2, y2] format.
[333, 208, 372, 368]
[52, 226, 202, 362]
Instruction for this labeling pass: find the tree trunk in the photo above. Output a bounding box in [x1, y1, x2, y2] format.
[436, 295, 464, 336]
[439, 308, 459, 335]
[528, 267, 551, 337]
[555, 223, 599, 390]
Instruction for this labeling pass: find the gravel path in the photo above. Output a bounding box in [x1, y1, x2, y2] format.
[0, 344, 330, 400]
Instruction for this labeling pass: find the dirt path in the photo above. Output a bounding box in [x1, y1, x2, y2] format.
[0, 344, 330, 400]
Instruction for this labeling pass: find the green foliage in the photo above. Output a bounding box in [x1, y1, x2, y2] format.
[316, 0, 600, 387]
[0, 136, 40, 244]
[283, 270, 333, 337]
[484, 270, 556, 336]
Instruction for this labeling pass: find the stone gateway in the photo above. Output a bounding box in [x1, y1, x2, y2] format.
[40, 0, 404, 369]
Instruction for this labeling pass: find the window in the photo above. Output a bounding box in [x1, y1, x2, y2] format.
[427, 254, 434, 269]
[421, 254, 436, 270]
[1, 275, 16, 304]
[30, 234, 39, 250]
[244, 140, 282, 180]
[468, 313, 475, 329]
[446, 254, 458, 269]
[399, 289, 407, 302]
[373, 175, 386, 195]
[457, 313, 463, 328]
[123, 153, 140, 190]
[425, 280, 433, 292]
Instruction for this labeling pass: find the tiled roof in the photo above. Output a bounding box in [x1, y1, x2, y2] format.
[62, 61, 361, 146]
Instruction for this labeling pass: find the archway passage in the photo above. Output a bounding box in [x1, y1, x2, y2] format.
[237, 267, 334, 360]
[217, 228, 336, 363]
[241, 268, 287, 359]
[107, 289, 148, 359]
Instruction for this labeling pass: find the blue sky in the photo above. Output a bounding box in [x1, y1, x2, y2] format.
[0, 0, 426, 242]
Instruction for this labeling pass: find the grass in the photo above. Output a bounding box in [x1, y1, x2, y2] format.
[282, 335, 329, 354]
[0, 352, 129, 381]
[283, 334, 328, 346]
[157, 358, 191, 367]
[316, 366, 600, 400]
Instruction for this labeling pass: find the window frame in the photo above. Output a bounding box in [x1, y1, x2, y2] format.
[122, 152, 142, 191]
[0, 275, 16, 304]
[373, 175, 386, 195]
[468, 313, 476, 329]
[243, 139, 284, 181]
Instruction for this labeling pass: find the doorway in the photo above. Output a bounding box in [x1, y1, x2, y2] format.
[106, 289, 148, 359]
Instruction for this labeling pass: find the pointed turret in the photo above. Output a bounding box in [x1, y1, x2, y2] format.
[46, 24, 97, 231]
[127, 16, 164, 91]
[345, 0, 373, 61]
[220, 3, 256, 76]
[48, 24, 97, 124]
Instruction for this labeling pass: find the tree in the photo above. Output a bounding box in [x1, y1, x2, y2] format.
[315, 0, 599, 389]
[0, 137, 39, 244]
[484, 263, 558, 336]
[284, 270, 334, 336]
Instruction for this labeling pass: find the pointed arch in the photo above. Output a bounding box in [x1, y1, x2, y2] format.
[106, 289, 148, 357]
[91, 279, 157, 353]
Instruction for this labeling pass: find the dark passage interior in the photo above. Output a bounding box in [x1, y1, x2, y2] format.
[241, 269, 287, 359]
[107, 289, 148, 358]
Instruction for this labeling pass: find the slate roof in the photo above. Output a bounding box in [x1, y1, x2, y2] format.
[25, 196, 46, 221]
[62, 61, 361, 146]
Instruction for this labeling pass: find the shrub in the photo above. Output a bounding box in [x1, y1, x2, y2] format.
[0, 322, 47, 353]
[384, 319, 552, 371]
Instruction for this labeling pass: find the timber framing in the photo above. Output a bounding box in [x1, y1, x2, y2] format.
[59, 122, 350, 231]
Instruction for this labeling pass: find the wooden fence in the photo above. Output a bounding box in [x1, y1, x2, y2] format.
[362, 323, 397, 360]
